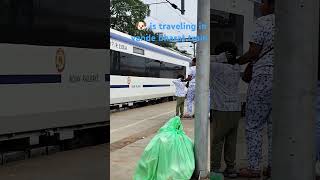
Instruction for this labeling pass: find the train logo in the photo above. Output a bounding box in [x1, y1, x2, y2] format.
[55, 48, 66, 73]
[127, 77, 132, 85]
[136, 21, 146, 30]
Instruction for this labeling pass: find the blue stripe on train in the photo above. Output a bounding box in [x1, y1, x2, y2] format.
[0, 75, 61, 84]
[110, 85, 129, 88]
[110, 84, 171, 88]
[143, 84, 171, 88]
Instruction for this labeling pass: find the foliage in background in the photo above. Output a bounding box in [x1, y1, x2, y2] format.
[111, 0, 190, 55]
[111, 0, 150, 36]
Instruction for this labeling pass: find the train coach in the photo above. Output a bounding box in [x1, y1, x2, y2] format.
[110, 29, 191, 108]
[0, 0, 108, 146]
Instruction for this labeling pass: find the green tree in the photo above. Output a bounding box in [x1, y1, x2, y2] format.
[111, 0, 150, 36]
[110, 0, 176, 48]
[145, 30, 176, 48]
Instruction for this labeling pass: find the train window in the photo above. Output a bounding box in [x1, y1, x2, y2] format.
[110, 50, 121, 74]
[133, 47, 145, 55]
[159, 62, 185, 79]
[120, 53, 146, 77]
[0, 0, 107, 49]
[110, 50, 186, 79]
[110, 51, 146, 77]
[145, 58, 160, 78]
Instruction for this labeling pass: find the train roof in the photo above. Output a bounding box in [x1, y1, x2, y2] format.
[110, 28, 192, 62]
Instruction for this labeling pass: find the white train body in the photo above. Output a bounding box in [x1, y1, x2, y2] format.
[110, 29, 191, 106]
[0, 0, 107, 142]
[0, 45, 107, 137]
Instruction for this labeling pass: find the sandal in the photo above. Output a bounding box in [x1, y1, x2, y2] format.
[238, 168, 261, 178]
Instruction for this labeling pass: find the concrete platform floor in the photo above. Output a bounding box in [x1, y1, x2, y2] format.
[110, 102, 269, 180]
[0, 144, 109, 180]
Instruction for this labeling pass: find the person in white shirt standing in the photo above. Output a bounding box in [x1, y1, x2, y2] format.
[183, 58, 197, 118]
[209, 42, 241, 178]
[172, 74, 187, 118]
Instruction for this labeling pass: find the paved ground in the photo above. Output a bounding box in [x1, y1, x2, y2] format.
[110, 102, 269, 180]
[0, 101, 268, 180]
[111, 118, 195, 180]
[0, 144, 109, 180]
[111, 102, 176, 144]
[0, 102, 176, 180]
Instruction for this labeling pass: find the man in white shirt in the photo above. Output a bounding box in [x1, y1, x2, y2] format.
[209, 42, 241, 178]
[172, 75, 187, 118]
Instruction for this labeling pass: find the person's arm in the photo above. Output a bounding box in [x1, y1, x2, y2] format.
[238, 18, 264, 65]
[237, 43, 262, 65]
[183, 75, 192, 82]
[183, 68, 194, 82]
[185, 81, 189, 88]
[211, 52, 228, 63]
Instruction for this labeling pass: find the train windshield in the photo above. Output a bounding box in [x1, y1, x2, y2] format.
[110, 50, 186, 79]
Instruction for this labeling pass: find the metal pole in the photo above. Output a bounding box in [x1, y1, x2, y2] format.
[181, 0, 185, 15]
[272, 0, 319, 179]
[194, 0, 210, 178]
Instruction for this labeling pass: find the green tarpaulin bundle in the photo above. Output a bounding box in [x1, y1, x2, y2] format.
[133, 116, 195, 180]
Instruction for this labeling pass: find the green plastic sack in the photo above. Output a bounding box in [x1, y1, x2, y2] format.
[210, 172, 224, 180]
[133, 116, 195, 180]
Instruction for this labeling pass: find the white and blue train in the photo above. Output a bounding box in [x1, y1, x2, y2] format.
[110, 29, 191, 107]
[110, 0, 259, 111]
[0, 0, 107, 144]
[110, 0, 257, 108]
